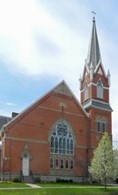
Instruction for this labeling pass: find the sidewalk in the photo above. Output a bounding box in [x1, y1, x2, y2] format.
[26, 183, 41, 188]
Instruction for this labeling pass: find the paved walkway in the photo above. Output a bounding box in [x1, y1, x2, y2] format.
[0, 183, 41, 190]
[26, 183, 41, 188]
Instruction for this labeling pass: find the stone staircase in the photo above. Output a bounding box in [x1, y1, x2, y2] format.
[22, 176, 34, 183]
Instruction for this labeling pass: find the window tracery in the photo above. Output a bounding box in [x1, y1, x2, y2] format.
[50, 121, 74, 155]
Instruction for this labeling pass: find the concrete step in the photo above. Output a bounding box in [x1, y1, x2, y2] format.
[23, 176, 33, 183]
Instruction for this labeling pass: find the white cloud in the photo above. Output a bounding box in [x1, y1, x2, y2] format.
[0, 0, 117, 144]
[0, 0, 89, 78]
[5, 102, 17, 106]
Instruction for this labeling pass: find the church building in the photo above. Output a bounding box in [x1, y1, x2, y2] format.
[0, 17, 112, 182]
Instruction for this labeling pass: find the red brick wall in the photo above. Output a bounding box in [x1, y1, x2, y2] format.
[2, 92, 89, 177]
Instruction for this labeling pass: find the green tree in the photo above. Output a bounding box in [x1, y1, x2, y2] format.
[89, 132, 113, 189]
[113, 149, 118, 180]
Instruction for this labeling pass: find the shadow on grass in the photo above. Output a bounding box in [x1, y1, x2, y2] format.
[100, 188, 118, 195]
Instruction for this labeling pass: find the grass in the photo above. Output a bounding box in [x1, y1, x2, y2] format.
[0, 181, 28, 188]
[0, 182, 118, 194]
[0, 188, 117, 195]
[39, 182, 103, 187]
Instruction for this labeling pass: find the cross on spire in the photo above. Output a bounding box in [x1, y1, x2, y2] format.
[91, 11, 96, 22]
[91, 11, 96, 17]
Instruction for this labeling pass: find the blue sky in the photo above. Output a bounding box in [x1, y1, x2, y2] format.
[0, 0, 118, 144]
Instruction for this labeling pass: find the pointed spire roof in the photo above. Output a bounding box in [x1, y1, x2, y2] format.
[86, 17, 101, 70]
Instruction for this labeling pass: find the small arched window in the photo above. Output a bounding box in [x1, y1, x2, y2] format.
[61, 159, 64, 169]
[101, 120, 106, 132]
[56, 159, 59, 168]
[84, 82, 89, 101]
[96, 118, 101, 132]
[97, 80, 103, 99]
[50, 159, 54, 168]
[96, 117, 106, 132]
[70, 160, 73, 169]
[66, 160, 68, 169]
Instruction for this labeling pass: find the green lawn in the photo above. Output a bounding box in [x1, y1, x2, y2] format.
[0, 182, 117, 195]
[0, 182, 28, 188]
[39, 182, 103, 187]
[0, 188, 117, 195]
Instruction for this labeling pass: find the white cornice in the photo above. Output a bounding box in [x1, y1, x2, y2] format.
[80, 82, 109, 92]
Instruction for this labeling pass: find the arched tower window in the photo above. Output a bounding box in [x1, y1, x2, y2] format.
[84, 82, 89, 101]
[97, 80, 103, 99]
[96, 117, 106, 132]
[50, 121, 74, 155]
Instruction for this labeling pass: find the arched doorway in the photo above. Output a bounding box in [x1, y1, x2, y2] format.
[22, 153, 29, 176]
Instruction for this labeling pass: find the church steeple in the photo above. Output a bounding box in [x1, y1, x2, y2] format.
[80, 16, 112, 111]
[80, 16, 112, 164]
[86, 16, 101, 71]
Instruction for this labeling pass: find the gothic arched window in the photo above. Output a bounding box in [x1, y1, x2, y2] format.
[50, 121, 74, 155]
[97, 80, 103, 99]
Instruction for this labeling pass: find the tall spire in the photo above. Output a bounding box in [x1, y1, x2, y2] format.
[86, 16, 101, 70]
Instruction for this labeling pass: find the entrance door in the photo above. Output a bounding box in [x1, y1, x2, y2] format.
[22, 153, 29, 176]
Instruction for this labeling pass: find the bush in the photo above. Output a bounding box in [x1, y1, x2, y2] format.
[56, 178, 73, 183]
[34, 177, 41, 183]
[12, 177, 21, 182]
[116, 178, 118, 184]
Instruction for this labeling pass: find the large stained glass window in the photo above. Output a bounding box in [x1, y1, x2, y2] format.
[50, 121, 74, 155]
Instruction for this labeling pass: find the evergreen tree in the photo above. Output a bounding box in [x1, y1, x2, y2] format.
[89, 132, 113, 188]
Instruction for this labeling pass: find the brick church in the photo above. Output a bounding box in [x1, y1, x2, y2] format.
[0, 17, 112, 182]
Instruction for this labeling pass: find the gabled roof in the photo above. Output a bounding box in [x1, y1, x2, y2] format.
[51, 81, 89, 117]
[52, 81, 88, 117]
[86, 17, 101, 71]
[2, 80, 88, 130]
[53, 81, 72, 97]
[94, 61, 106, 77]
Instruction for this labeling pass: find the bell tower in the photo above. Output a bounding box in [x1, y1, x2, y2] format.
[80, 16, 112, 159]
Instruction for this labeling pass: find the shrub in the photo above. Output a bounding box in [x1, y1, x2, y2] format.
[56, 178, 73, 183]
[12, 177, 21, 182]
[34, 177, 41, 183]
